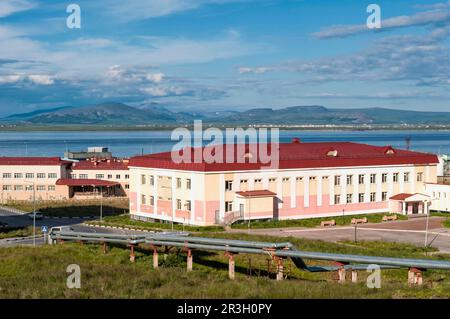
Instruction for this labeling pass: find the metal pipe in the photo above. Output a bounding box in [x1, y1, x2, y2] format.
[147, 235, 293, 249]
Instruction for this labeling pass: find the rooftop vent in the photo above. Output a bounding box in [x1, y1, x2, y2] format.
[326, 148, 338, 157]
[384, 146, 396, 155]
[292, 138, 301, 144]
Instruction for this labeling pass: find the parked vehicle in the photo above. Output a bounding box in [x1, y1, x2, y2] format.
[27, 212, 44, 220]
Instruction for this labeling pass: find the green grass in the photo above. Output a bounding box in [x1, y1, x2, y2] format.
[0, 226, 42, 239]
[4, 199, 129, 217]
[87, 214, 224, 232]
[231, 213, 407, 229]
[431, 212, 450, 228]
[1, 233, 449, 298]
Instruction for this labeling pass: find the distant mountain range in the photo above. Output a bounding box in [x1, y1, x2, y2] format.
[2, 103, 450, 126]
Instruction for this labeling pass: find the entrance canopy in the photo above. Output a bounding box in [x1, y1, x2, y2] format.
[56, 179, 119, 187]
[390, 193, 430, 202]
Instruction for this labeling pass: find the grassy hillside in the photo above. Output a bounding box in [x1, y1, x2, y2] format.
[1, 234, 449, 298]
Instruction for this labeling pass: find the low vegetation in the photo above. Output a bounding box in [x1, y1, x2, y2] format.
[87, 214, 224, 232]
[231, 213, 407, 229]
[0, 233, 448, 298]
[0, 226, 42, 239]
[4, 199, 129, 217]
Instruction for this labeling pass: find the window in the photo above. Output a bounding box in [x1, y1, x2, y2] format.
[240, 179, 248, 184]
[48, 185, 55, 191]
[25, 173, 34, 179]
[141, 195, 146, 205]
[14, 173, 23, 179]
[370, 192, 376, 202]
[107, 174, 112, 179]
[269, 178, 276, 182]
[323, 176, 329, 180]
[346, 194, 353, 204]
[79, 174, 88, 179]
[358, 174, 365, 185]
[176, 199, 182, 210]
[382, 192, 388, 201]
[69, 174, 76, 179]
[254, 179, 262, 183]
[296, 177, 303, 181]
[37, 173, 45, 179]
[150, 196, 154, 206]
[358, 193, 365, 203]
[116, 174, 121, 179]
[225, 201, 233, 212]
[14, 185, 23, 191]
[125, 174, 130, 179]
[225, 180, 233, 191]
[141, 175, 146, 184]
[309, 176, 316, 181]
[48, 173, 57, 179]
[334, 194, 341, 205]
[176, 178, 182, 189]
[25, 185, 33, 191]
[334, 176, 341, 186]
[2, 173, 11, 179]
[96, 174, 104, 179]
[186, 179, 191, 190]
[282, 177, 290, 182]
[37, 185, 46, 191]
[417, 172, 423, 182]
[382, 173, 388, 183]
[370, 174, 376, 184]
[186, 200, 191, 212]
[3, 185, 11, 191]
[149, 175, 154, 186]
[393, 173, 399, 183]
[404, 172, 410, 182]
[125, 184, 129, 189]
[346, 175, 353, 185]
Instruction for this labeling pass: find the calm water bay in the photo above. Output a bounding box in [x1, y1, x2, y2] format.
[0, 130, 449, 157]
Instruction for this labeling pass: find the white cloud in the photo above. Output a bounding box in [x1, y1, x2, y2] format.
[28, 74, 54, 85]
[238, 66, 273, 74]
[0, 74, 22, 84]
[313, 5, 450, 39]
[0, 0, 35, 18]
[102, 0, 255, 21]
[140, 86, 187, 97]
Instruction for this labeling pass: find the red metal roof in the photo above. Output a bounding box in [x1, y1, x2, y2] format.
[129, 142, 439, 172]
[0, 157, 71, 166]
[55, 179, 119, 187]
[235, 190, 277, 197]
[70, 160, 129, 171]
[389, 193, 414, 200]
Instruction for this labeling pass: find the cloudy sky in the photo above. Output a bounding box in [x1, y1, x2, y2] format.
[0, 0, 450, 116]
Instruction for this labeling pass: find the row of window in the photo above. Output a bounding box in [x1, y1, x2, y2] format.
[334, 172, 421, 186]
[334, 192, 388, 204]
[141, 195, 192, 211]
[70, 173, 129, 180]
[224, 172, 423, 191]
[2, 185, 56, 191]
[141, 175, 192, 190]
[2, 173, 58, 179]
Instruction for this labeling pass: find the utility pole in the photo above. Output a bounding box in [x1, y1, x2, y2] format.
[424, 200, 430, 252]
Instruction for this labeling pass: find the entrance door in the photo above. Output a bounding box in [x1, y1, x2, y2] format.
[215, 210, 220, 224]
[239, 204, 244, 217]
[412, 203, 419, 214]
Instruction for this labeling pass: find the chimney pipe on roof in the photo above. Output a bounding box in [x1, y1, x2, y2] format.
[292, 138, 301, 144]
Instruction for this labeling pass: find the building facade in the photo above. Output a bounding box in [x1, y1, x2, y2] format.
[128, 141, 440, 226]
[0, 157, 129, 202]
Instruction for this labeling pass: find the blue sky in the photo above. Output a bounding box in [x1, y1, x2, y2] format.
[0, 0, 450, 116]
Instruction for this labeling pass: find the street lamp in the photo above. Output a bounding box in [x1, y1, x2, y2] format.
[93, 185, 103, 224]
[25, 180, 36, 246]
[424, 200, 430, 251]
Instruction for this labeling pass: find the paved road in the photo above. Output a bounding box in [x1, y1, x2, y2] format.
[231, 217, 450, 253]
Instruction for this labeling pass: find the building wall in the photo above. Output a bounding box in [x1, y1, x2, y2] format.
[129, 163, 438, 226]
[426, 183, 450, 212]
[69, 168, 130, 196]
[0, 164, 69, 202]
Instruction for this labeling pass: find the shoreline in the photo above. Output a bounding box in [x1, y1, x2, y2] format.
[1, 125, 450, 132]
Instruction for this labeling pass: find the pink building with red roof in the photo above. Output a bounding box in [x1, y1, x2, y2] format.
[128, 140, 440, 226]
[0, 157, 129, 201]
